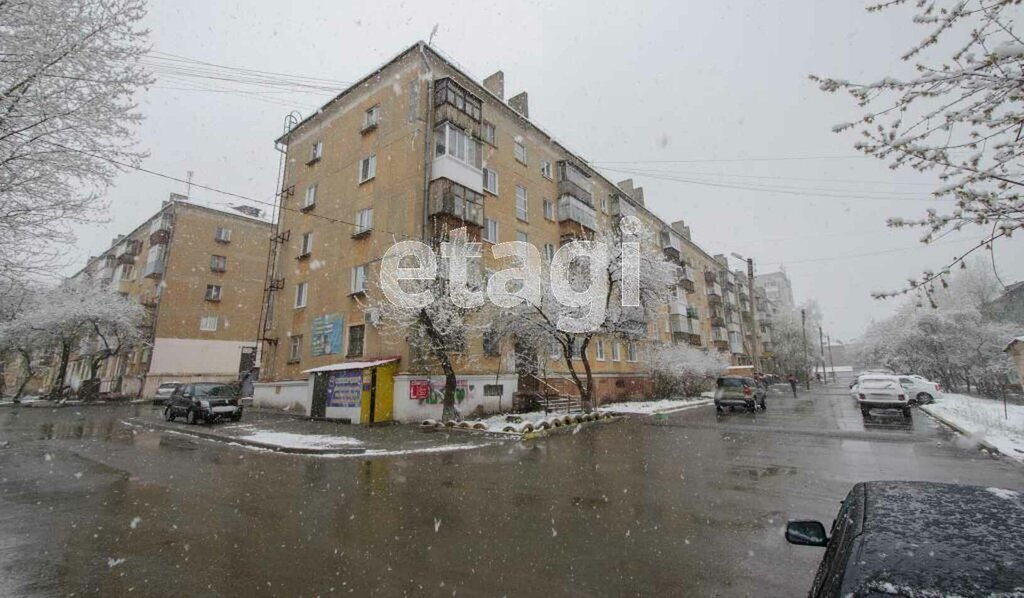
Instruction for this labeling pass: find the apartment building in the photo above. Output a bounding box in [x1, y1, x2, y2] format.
[256, 43, 760, 420]
[68, 196, 272, 397]
[755, 271, 795, 313]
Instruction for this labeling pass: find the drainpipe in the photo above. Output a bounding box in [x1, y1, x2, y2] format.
[418, 42, 434, 242]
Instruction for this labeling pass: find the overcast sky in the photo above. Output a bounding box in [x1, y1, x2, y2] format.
[70, 0, 1024, 341]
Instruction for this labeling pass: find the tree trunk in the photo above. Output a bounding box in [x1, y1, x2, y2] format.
[439, 355, 461, 422]
[49, 341, 71, 400]
[561, 336, 592, 413]
[579, 337, 595, 412]
[13, 349, 33, 403]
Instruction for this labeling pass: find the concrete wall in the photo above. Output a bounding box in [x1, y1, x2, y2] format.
[392, 374, 517, 423]
[253, 380, 309, 412]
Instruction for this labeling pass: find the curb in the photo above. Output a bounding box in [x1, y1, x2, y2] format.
[126, 419, 368, 455]
[919, 405, 1005, 458]
[521, 415, 621, 440]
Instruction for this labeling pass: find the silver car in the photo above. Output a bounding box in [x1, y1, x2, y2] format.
[153, 381, 182, 405]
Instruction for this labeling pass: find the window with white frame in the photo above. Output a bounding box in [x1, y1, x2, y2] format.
[205, 284, 222, 301]
[288, 335, 302, 362]
[483, 218, 499, 244]
[543, 199, 554, 221]
[515, 185, 528, 221]
[514, 138, 526, 163]
[434, 123, 482, 169]
[364, 105, 379, 129]
[612, 342, 621, 361]
[596, 340, 606, 361]
[540, 160, 552, 179]
[543, 243, 555, 262]
[200, 315, 218, 331]
[215, 227, 232, 242]
[482, 168, 498, 194]
[210, 254, 227, 272]
[359, 155, 376, 183]
[481, 121, 496, 145]
[120, 264, 134, 280]
[351, 264, 368, 294]
[299, 232, 313, 257]
[310, 140, 323, 163]
[304, 184, 317, 208]
[355, 208, 373, 234]
[294, 281, 308, 308]
[600, 195, 609, 214]
[550, 340, 560, 359]
[627, 342, 638, 362]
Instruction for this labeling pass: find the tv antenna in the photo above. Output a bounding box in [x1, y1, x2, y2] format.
[428, 24, 439, 46]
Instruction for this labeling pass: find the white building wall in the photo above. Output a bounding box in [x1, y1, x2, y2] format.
[392, 374, 517, 423]
[143, 337, 255, 397]
[253, 380, 309, 412]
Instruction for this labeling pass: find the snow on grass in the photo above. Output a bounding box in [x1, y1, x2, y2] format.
[921, 393, 1024, 462]
[600, 398, 713, 415]
[464, 410, 607, 434]
[240, 431, 363, 449]
[987, 487, 1020, 501]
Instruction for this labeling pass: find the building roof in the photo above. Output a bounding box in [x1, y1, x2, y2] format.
[1006, 336, 1024, 351]
[302, 357, 398, 374]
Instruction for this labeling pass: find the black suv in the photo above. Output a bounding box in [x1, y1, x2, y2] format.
[786, 481, 1024, 597]
[164, 382, 242, 424]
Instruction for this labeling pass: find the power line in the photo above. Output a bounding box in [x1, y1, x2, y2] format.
[758, 236, 979, 266]
[587, 165, 938, 188]
[591, 154, 872, 165]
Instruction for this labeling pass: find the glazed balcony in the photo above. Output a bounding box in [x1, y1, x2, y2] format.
[428, 179, 484, 228]
[557, 161, 593, 206]
[558, 195, 597, 231]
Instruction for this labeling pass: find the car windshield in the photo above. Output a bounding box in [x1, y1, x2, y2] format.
[718, 377, 750, 388]
[193, 384, 234, 397]
[158, 384, 178, 390]
[860, 379, 898, 390]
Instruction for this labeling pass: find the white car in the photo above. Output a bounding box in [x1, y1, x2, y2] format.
[855, 375, 912, 418]
[153, 381, 182, 405]
[897, 375, 943, 405]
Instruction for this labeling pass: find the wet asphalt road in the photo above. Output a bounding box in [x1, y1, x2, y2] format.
[1, 380, 1022, 597]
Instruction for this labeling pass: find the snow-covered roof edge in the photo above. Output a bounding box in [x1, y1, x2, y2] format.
[1005, 336, 1024, 351]
[302, 357, 399, 374]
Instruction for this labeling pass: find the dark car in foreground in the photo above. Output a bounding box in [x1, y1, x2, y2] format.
[164, 382, 242, 424]
[714, 376, 766, 413]
[786, 481, 1024, 597]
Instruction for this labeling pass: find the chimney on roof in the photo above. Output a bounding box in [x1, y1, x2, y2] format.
[169, 192, 188, 202]
[508, 91, 529, 118]
[483, 71, 504, 100]
[231, 204, 262, 219]
[633, 186, 645, 207]
[671, 220, 691, 240]
[617, 179, 635, 197]
[111, 234, 124, 247]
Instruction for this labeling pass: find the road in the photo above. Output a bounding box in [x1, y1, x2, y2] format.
[1, 379, 1022, 597]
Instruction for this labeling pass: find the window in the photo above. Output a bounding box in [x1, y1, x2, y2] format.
[120, 264, 134, 280]
[433, 77, 482, 121]
[294, 281, 308, 308]
[351, 264, 368, 294]
[303, 184, 317, 209]
[514, 139, 527, 164]
[363, 105, 379, 129]
[205, 284, 222, 302]
[482, 168, 498, 194]
[200, 315, 218, 331]
[515, 185, 528, 221]
[482, 121, 496, 145]
[543, 243, 555, 262]
[596, 340, 606, 361]
[288, 335, 302, 362]
[543, 199, 554, 221]
[550, 340, 561, 359]
[627, 342, 638, 362]
[215, 227, 232, 243]
[309, 140, 323, 163]
[210, 255, 227, 272]
[483, 218, 499, 244]
[355, 208, 373, 235]
[601, 195, 609, 214]
[347, 325, 365, 358]
[612, 342, 621, 362]
[434, 123, 482, 169]
[540, 160, 552, 179]
[299, 232, 313, 257]
[483, 384, 503, 397]
[482, 327, 500, 357]
[359, 155, 376, 183]
[516, 230, 528, 243]
[570, 339, 582, 360]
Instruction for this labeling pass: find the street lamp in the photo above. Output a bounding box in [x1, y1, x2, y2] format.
[730, 252, 761, 371]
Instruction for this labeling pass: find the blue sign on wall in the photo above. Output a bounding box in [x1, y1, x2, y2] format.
[325, 369, 362, 408]
[311, 314, 344, 356]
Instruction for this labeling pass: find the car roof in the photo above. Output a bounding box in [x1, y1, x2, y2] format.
[841, 481, 1024, 595]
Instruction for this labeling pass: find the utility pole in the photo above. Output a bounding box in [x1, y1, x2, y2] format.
[801, 308, 809, 390]
[818, 326, 825, 383]
[747, 258, 761, 372]
[826, 334, 837, 382]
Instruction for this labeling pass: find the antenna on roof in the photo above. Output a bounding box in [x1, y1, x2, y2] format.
[428, 24, 439, 46]
[186, 170, 194, 199]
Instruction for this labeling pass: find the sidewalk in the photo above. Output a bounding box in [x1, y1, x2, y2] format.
[919, 393, 1024, 464]
[126, 405, 501, 457]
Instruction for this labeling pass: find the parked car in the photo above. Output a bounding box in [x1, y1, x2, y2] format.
[714, 376, 766, 413]
[152, 381, 182, 405]
[898, 375, 943, 404]
[855, 375, 911, 418]
[164, 382, 242, 424]
[786, 481, 1024, 597]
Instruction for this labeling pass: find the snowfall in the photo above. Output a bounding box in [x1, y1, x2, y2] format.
[920, 393, 1024, 463]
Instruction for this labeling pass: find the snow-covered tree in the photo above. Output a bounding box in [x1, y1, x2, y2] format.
[0, 0, 152, 285]
[814, 0, 1024, 298]
[648, 343, 729, 398]
[498, 220, 677, 412]
[764, 301, 823, 381]
[0, 279, 146, 398]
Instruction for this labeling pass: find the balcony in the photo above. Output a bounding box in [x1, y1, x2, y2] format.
[148, 214, 172, 245]
[116, 279, 132, 294]
[680, 265, 696, 292]
[143, 259, 164, 279]
[711, 316, 725, 328]
[558, 195, 597, 231]
[660, 229, 682, 258]
[706, 284, 723, 305]
[428, 179, 484, 228]
[116, 252, 135, 265]
[712, 340, 730, 351]
[668, 295, 689, 316]
[704, 270, 717, 284]
[608, 193, 637, 219]
[557, 161, 593, 206]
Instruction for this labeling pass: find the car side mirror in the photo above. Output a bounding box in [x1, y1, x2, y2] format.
[785, 520, 829, 547]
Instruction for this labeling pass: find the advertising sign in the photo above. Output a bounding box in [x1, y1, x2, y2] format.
[311, 314, 344, 356]
[326, 369, 362, 408]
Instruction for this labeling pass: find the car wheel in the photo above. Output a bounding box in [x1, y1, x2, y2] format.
[164, 407, 174, 422]
[902, 406, 912, 418]
[186, 409, 198, 425]
[917, 392, 932, 405]
[860, 406, 871, 417]
[231, 412, 242, 422]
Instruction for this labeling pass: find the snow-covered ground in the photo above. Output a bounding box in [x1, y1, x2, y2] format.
[239, 431, 363, 449]
[921, 393, 1024, 463]
[600, 398, 713, 415]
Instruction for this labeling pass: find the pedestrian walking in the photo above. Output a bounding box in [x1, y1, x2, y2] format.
[788, 374, 798, 397]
